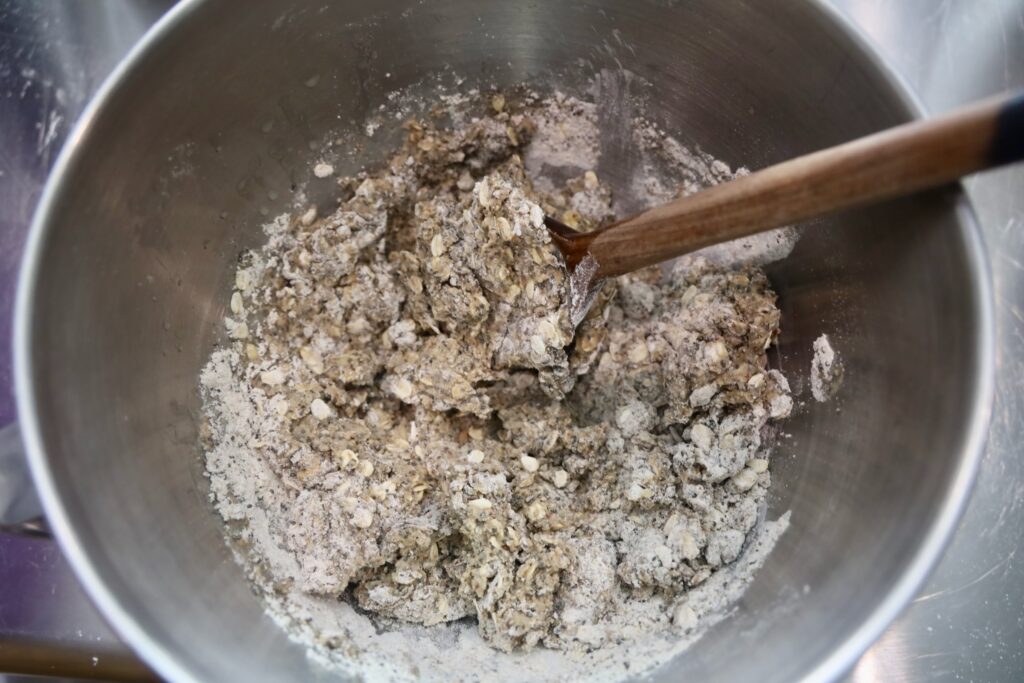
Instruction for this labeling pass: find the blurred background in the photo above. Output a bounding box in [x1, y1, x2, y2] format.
[0, 1, 1021, 681]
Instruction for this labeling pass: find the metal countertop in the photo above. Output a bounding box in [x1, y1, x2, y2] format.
[0, 1, 1020, 680]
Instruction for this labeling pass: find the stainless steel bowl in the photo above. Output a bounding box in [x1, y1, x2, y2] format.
[15, 0, 993, 681]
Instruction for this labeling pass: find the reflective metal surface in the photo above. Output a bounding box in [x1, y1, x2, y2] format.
[833, 1, 1024, 680]
[12, 0, 995, 681]
[0, 2, 169, 679]
[0, 1, 1021, 682]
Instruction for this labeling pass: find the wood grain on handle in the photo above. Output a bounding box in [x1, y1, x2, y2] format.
[575, 91, 1024, 280]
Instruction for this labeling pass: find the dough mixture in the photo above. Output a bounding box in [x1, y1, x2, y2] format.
[201, 91, 793, 663]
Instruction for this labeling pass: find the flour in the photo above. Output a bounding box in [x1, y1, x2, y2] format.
[811, 334, 844, 402]
[524, 93, 601, 192]
[628, 119, 800, 267]
[200, 86, 797, 682]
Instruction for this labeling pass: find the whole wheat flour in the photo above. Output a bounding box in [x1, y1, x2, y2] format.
[811, 334, 844, 402]
[201, 88, 794, 682]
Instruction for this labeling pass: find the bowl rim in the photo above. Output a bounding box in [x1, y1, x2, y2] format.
[13, 1, 995, 682]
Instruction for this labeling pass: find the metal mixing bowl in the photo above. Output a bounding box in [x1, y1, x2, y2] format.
[14, 0, 993, 681]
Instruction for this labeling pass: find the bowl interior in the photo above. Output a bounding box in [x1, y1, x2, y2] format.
[21, 1, 988, 681]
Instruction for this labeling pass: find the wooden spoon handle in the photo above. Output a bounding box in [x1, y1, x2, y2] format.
[587, 91, 1024, 279]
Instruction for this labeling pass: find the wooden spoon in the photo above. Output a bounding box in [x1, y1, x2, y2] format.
[548, 90, 1024, 317]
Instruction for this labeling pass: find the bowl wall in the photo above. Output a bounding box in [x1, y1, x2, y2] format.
[18, 1, 990, 681]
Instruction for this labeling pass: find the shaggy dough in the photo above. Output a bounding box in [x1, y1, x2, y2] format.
[202, 96, 791, 654]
